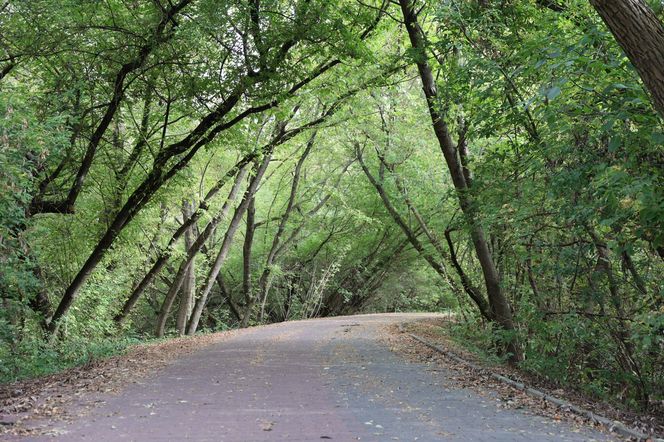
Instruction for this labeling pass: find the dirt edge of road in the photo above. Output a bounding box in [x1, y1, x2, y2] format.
[382, 318, 663, 441]
[4, 314, 661, 440]
[0, 330, 241, 437]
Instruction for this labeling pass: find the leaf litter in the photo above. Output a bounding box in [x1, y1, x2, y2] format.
[0, 330, 239, 436]
[381, 318, 663, 441]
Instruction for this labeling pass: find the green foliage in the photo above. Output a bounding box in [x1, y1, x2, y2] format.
[0, 0, 662, 418]
[0, 330, 139, 383]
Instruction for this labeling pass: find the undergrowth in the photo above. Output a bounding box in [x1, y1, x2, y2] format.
[0, 334, 140, 384]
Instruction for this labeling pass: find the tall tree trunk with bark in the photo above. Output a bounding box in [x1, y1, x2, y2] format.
[114, 163, 249, 324]
[357, 147, 492, 320]
[240, 197, 256, 328]
[185, 154, 272, 336]
[153, 166, 249, 337]
[398, 0, 521, 363]
[175, 200, 197, 335]
[590, 0, 664, 117]
[256, 134, 315, 322]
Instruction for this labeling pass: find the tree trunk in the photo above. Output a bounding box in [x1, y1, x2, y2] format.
[186, 153, 272, 336]
[153, 166, 249, 337]
[398, 0, 521, 363]
[586, 226, 647, 404]
[357, 147, 492, 321]
[175, 200, 197, 335]
[375, 149, 491, 320]
[590, 0, 664, 117]
[621, 250, 647, 296]
[0, 61, 16, 82]
[255, 133, 315, 322]
[240, 197, 256, 328]
[114, 162, 249, 324]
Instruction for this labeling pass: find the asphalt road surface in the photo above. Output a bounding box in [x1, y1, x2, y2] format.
[20, 313, 612, 441]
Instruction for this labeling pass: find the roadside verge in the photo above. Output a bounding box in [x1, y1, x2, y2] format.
[397, 321, 662, 442]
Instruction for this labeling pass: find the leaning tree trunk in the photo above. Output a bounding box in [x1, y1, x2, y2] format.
[255, 134, 315, 323]
[357, 147, 493, 321]
[185, 154, 272, 336]
[240, 197, 256, 328]
[175, 200, 197, 335]
[153, 166, 249, 337]
[398, 0, 521, 363]
[590, 0, 664, 117]
[115, 162, 249, 324]
[375, 150, 492, 320]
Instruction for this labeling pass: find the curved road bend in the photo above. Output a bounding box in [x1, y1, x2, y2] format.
[23, 313, 612, 441]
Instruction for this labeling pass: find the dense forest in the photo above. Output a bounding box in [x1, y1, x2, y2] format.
[1, 0, 662, 415]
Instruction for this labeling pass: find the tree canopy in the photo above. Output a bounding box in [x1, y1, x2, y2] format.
[1, 0, 662, 414]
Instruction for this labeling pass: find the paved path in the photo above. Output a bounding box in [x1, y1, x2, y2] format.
[22, 314, 612, 441]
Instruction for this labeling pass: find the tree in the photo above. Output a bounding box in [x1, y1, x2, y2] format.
[397, 0, 521, 363]
[1, 0, 662, 412]
[589, 0, 664, 117]
[45, 0, 387, 333]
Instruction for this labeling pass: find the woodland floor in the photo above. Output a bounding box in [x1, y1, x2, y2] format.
[0, 313, 647, 441]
